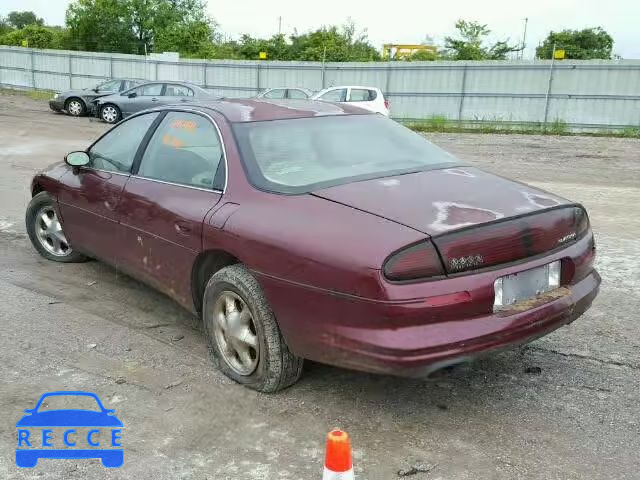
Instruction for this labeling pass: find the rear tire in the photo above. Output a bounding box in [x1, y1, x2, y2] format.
[203, 264, 303, 392]
[100, 104, 121, 124]
[25, 192, 87, 263]
[65, 97, 85, 116]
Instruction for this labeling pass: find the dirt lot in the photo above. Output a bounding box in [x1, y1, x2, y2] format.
[0, 94, 638, 480]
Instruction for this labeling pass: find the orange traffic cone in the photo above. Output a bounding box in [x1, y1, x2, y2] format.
[323, 429, 354, 480]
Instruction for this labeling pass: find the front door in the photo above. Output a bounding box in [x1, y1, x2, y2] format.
[123, 83, 165, 116]
[57, 112, 161, 263]
[116, 110, 225, 308]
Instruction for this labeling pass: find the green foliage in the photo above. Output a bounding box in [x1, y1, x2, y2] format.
[536, 27, 613, 59]
[444, 20, 520, 60]
[65, 0, 213, 54]
[0, 17, 14, 36]
[7, 11, 44, 29]
[406, 49, 439, 61]
[0, 25, 68, 49]
[545, 118, 568, 135]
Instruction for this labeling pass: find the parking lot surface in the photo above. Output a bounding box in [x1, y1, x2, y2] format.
[0, 94, 638, 479]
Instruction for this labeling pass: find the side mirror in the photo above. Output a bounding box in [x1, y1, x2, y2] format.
[65, 151, 90, 168]
[128, 92, 137, 98]
[93, 88, 99, 93]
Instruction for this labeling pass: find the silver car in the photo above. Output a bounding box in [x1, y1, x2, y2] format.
[49, 78, 143, 117]
[93, 82, 214, 123]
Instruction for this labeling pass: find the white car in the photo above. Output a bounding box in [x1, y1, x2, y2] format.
[311, 86, 390, 116]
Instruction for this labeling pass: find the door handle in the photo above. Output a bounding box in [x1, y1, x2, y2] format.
[151, 97, 159, 102]
[174, 221, 191, 234]
[180, 98, 189, 102]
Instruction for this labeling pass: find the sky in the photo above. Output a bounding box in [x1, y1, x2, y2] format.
[2, 0, 639, 59]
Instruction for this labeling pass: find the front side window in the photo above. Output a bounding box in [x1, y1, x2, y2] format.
[165, 84, 194, 97]
[263, 89, 286, 99]
[88, 113, 159, 173]
[318, 88, 347, 102]
[134, 84, 163, 96]
[234, 114, 458, 194]
[137, 112, 223, 189]
[349, 89, 375, 102]
[97, 79, 121, 92]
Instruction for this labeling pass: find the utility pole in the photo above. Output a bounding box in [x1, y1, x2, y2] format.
[278, 16, 282, 35]
[520, 17, 529, 59]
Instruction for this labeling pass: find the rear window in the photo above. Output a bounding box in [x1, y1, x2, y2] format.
[233, 115, 459, 194]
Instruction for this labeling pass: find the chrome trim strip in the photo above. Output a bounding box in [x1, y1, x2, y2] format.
[128, 174, 222, 193]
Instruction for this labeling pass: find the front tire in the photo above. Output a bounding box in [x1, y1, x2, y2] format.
[203, 264, 303, 392]
[25, 192, 86, 263]
[65, 97, 85, 116]
[100, 104, 121, 124]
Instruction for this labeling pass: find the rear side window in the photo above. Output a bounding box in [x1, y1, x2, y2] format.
[135, 84, 163, 96]
[165, 84, 194, 97]
[137, 112, 223, 189]
[263, 89, 286, 99]
[350, 89, 376, 101]
[288, 89, 309, 99]
[88, 112, 159, 173]
[318, 88, 347, 102]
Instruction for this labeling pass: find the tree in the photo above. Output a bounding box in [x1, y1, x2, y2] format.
[7, 11, 44, 29]
[65, 0, 211, 54]
[536, 27, 613, 59]
[0, 17, 13, 36]
[444, 20, 519, 60]
[288, 21, 380, 62]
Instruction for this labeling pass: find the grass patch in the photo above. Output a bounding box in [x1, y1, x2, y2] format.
[0, 87, 54, 101]
[404, 117, 640, 139]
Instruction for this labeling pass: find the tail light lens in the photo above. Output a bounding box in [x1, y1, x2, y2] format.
[433, 206, 590, 275]
[383, 240, 445, 281]
[384, 99, 390, 110]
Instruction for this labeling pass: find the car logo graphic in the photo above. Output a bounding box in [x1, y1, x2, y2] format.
[16, 391, 123, 468]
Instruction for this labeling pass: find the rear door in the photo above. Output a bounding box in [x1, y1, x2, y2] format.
[56, 112, 161, 264]
[162, 83, 195, 106]
[116, 110, 225, 307]
[347, 88, 380, 113]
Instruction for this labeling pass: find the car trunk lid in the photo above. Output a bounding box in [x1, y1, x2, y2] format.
[312, 166, 570, 236]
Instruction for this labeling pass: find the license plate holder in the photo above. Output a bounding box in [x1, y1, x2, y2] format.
[494, 261, 561, 311]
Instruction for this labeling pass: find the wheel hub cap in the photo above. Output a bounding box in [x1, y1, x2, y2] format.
[35, 206, 72, 256]
[68, 101, 82, 115]
[212, 291, 259, 376]
[102, 107, 117, 122]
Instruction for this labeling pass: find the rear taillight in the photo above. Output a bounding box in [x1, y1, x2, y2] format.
[384, 99, 390, 110]
[383, 240, 445, 281]
[433, 206, 590, 275]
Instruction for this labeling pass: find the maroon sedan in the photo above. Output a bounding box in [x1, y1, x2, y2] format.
[26, 99, 600, 392]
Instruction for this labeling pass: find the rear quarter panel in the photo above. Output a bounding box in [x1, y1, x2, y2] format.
[202, 193, 426, 299]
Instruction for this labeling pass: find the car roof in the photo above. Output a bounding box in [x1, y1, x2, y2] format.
[178, 98, 372, 122]
[319, 85, 381, 91]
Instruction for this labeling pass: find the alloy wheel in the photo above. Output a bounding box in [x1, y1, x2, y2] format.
[212, 291, 259, 376]
[35, 206, 72, 257]
[67, 100, 83, 116]
[101, 105, 118, 123]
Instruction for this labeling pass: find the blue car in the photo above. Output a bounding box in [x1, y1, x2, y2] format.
[16, 391, 123, 468]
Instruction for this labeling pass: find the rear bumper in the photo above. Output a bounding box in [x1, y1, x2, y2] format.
[258, 265, 600, 377]
[49, 100, 64, 112]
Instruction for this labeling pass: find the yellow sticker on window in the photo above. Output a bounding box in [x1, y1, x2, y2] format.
[171, 119, 197, 131]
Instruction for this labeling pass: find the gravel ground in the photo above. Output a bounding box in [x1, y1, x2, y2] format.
[0, 94, 638, 480]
